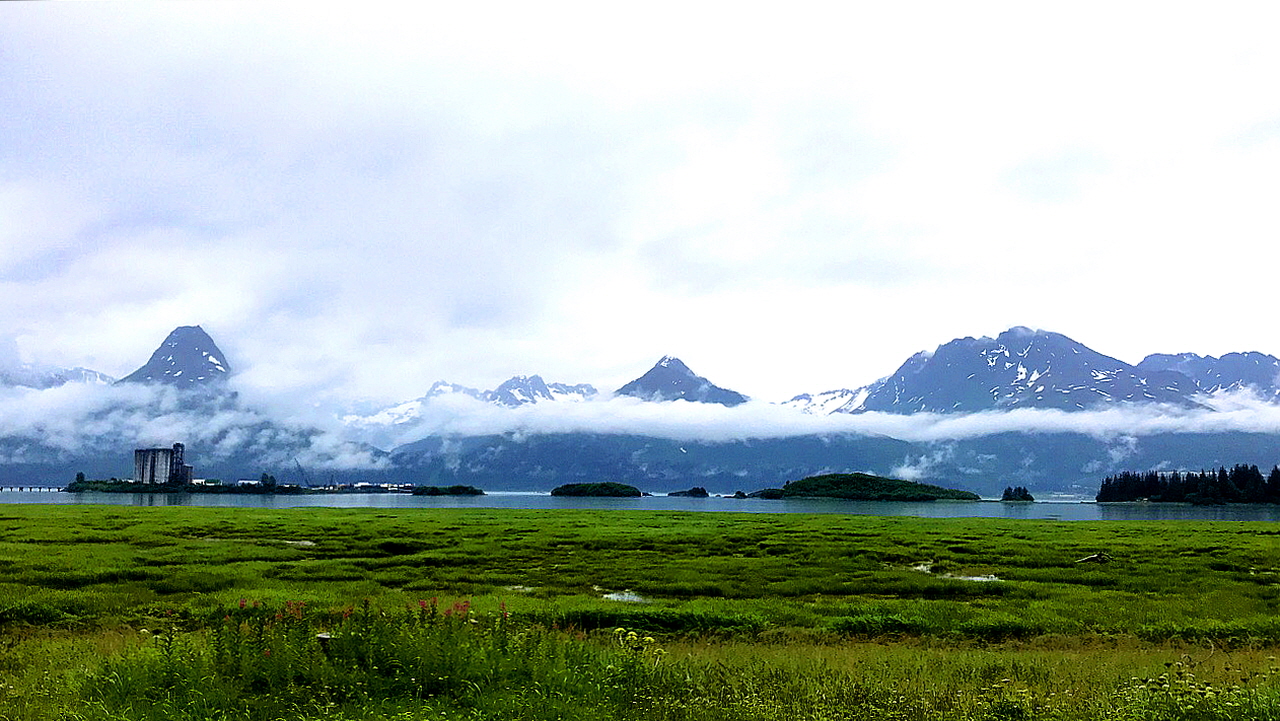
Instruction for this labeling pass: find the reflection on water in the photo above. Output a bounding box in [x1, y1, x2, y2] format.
[1095, 502, 1280, 522]
[1, 489, 1280, 521]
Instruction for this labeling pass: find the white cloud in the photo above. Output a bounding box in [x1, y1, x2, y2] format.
[336, 387, 1280, 449]
[0, 382, 385, 471]
[3, 3, 1280, 406]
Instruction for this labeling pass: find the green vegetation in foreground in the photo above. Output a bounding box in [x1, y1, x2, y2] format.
[3, 506, 1280, 719]
[754, 472, 981, 501]
[411, 484, 486, 496]
[550, 481, 643, 497]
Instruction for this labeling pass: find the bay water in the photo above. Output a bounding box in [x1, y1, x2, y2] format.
[4, 490, 1280, 521]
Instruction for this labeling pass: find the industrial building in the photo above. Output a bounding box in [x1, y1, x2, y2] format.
[134, 443, 194, 485]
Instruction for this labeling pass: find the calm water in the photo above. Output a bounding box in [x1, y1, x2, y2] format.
[4, 490, 1280, 521]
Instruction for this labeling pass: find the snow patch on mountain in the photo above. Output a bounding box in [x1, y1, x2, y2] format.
[786, 327, 1258, 415]
[344, 375, 599, 437]
[117, 326, 231, 387]
[783, 385, 876, 415]
[615, 357, 748, 406]
[0, 364, 115, 390]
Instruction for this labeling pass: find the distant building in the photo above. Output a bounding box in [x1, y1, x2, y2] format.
[134, 443, 194, 484]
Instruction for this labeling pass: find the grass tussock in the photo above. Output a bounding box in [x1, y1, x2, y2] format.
[41, 599, 1280, 721]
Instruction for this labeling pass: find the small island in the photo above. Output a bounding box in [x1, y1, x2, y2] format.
[410, 485, 485, 496]
[550, 482, 643, 497]
[750, 472, 980, 502]
[1001, 485, 1035, 502]
[667, 486, 709, 497]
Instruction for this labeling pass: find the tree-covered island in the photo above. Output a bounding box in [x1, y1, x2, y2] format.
[550, 482, 644, 497]
[1001, 485, 1035, 501]
[410, 485, 485, 496]
[749, 472, 980, 501]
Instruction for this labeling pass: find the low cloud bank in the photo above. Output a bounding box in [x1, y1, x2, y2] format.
[342, 388, 1280, 447]
[0, 382, 387, 471]
[6, 380, 1280, 474]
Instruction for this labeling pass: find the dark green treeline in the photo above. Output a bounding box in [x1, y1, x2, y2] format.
[1096, 464, 1280, 503]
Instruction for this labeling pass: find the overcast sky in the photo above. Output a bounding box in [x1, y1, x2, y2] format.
[4, 3, 1280, 411]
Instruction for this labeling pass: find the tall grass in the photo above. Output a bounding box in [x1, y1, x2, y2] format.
[55, 600, 1280, 721]
[2, 506, 1280, 718]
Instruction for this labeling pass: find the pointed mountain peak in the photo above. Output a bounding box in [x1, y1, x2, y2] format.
[118, 325, 231, 388]
[616, 357, 747, 406]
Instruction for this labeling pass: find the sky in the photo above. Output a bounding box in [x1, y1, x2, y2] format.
[5, 2, 1280, 415]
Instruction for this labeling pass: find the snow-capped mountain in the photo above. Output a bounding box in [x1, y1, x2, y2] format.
[0, 364, 114, 389]
[790, 327, 1209, 414]
[116, 325, 230, 387]
[1136, 352, 1280, 399]
[615, 356, 748, 406]
[783, 387, 874, 415]
[489, 375, 597, 407]
[344, 375, 598, 434]
[10, 322, 1280, 495]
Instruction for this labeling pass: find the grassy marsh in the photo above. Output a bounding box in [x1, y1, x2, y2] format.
[1, 504, 1279, 718]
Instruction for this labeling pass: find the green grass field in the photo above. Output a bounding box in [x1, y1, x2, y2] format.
[2, 504, 1280, 719]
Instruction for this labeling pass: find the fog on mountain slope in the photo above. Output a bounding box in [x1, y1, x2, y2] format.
[787, 327, 1280, 416]
[7, 325, 1280, 495]
[0, 333, 115, 389]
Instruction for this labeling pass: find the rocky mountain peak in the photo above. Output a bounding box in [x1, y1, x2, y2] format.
[615, 356, 747, 406]
[117, 325, 231, 387]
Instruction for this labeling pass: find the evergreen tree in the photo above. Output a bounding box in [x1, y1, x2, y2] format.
[1097, 465, 1280, 504]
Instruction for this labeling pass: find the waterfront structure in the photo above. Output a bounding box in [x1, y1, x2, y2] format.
[134, 443, 194, 484]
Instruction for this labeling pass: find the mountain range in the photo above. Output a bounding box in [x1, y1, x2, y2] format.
[5, 324, 1280, 496]
[0, 365, 114, 390]
[785, 327, 1280, 415]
